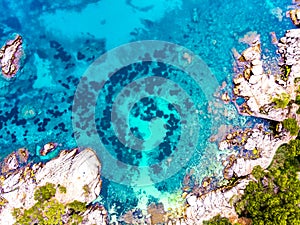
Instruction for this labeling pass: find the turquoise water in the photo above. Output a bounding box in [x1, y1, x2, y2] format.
[0, 0, 294, 219]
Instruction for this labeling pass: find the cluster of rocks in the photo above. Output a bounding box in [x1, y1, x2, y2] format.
[220, 127, 291, 179]
[1, 148, 29, 174]
[0, 34, 23, 79]
[118, 200, 189, 225]
[184, 179, 251, 224]
[277, 29, 300, 76]
[181, 127, 291, 224]
[0, 148, 107, 225]
[232, 30, 300, 121]
[119, 203, 183, 225]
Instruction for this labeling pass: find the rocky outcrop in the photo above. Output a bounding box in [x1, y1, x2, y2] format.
[0, 148, 107, 225]
[220, 127, 291, 179]
[83, 204, 108, 225]
[183, 127, 292, 224]
[0, 34, 23, 79]
[232, 31, 300, 122]
[184, 179, 251, 224]
[277, 29, 300, 71]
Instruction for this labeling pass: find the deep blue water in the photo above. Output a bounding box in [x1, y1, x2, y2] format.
[0, 0, 294, 219]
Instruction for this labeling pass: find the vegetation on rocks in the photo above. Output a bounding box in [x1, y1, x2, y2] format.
[234, 139, 300, 225]
[295, 95, 300, 105]
[12, 183, 87, 225]
[58, 185, 67, 194]
[282, 118, 300, 136]
[203, 215, 233, 225]
[272, 93, 290, 109]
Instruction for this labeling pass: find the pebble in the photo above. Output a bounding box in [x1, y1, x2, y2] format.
[280, 37, 287, 44]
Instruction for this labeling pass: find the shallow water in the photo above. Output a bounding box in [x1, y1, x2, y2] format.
[0, 0, 294, 219]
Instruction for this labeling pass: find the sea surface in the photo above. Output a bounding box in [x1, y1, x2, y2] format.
[0, 0, 294, 219]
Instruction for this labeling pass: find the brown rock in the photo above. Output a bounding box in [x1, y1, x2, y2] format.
[147, 203, 166, 224]
[289, 9, 300, 27]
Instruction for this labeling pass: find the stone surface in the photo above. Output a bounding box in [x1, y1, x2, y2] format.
[39, 142, 58, 156]
[83, 204, 108, 225]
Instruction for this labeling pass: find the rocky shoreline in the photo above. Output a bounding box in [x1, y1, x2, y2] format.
[181, 9, 300, 225]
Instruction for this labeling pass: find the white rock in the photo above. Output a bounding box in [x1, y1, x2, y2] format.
[219, 140, 229, 150]
[287, 47, 294, 55]
[280, 37, 287, 44]
[233, 76, 244, 84]
[244, 138, 256, 150]
[83, 206, 107, 225]
[251, 64, 263, 76]
[187, 195, 197, 206]
[241, 46, 260, 61]
[247, 97, 260, 112]
[251, 59, 262, 66]
[249, 74, 261, 84]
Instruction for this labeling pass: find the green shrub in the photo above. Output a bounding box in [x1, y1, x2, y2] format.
[251, 165, 265, 180]
[272, 93, 290, 109]
[58, 185, 67, 194]
[34, 183, 56, 202]
[295, 95, 300, 105]
[282, 118, 300, 136]
[203, 215, 232, 225]
[67, 200, 87, 213]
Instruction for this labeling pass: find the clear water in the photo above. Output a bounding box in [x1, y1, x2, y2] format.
[0, 0, 294, 218]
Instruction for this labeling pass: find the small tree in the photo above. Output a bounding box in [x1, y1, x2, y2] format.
[282, 118, 299, 136]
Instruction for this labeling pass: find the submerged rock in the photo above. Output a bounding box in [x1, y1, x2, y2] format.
[147, 203, 166, 225]
[39, 142, 58, 156]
